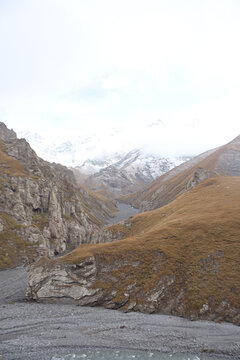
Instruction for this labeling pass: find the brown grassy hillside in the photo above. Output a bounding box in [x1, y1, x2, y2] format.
[121, 135, 240, 211]
[50, 175, 240, 323]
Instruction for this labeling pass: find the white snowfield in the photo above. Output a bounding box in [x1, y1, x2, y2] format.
[18, 129, 191, 181]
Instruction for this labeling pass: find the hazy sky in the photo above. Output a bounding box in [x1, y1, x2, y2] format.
[1, 0, 240, 155]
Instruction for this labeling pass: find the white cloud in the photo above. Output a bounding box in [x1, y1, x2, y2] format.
[101, 76, 130, 91]
[0, 0, 240, 157]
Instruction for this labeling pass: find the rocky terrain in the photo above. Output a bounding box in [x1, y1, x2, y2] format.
[2, 126, 240, 327]
[27, 174, 240, 325]
[1, 267, 240, 360]
[0, 122, 116, 268]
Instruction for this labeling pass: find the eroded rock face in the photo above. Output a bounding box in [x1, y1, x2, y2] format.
[185, 168, 215, 191]
[0, 122, 16, 141]
[27, 257, 105, 305]
[26, 253, 240, 325]
[0, 123, 115, 266]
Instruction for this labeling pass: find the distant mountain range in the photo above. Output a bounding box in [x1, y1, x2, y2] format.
[19, 120, 185, 169]
[18, 128, 191, 198]
[79, 149, 190, 198]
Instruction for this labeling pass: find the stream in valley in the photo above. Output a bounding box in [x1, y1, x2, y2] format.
[53, 350, 222, 360]
[108, 202, 139, 225]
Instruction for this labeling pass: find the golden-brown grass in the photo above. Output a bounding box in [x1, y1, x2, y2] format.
[123, 140, 239, 209]
[32, 213, 49, 232]
[86, 189, 118, 215]
[78, 184, 118, 214]
[0, 141, 28, 177]
[60, 176, 240, 314]
[0, 212, 36, 268]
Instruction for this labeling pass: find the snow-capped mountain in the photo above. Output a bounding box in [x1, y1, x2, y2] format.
[18, 127, 130, 168]
[114, 149, 189, 180]
[75, 152, 124, 176]
[18, 125, 192, 198]
[82, 149, 191, 198]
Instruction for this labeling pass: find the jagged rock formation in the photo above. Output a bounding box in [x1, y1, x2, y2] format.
[27, 175, 240, 324]
[0, 122, 116, 268]
[185, 168, 216, 191]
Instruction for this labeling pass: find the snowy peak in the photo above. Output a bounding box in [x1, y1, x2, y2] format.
[114, 148, 190, 180]
[75, 152, 124, 176]
[18, 127, 132, 168]
[82, 148, 191, 198]
[18, 126, 193, 199]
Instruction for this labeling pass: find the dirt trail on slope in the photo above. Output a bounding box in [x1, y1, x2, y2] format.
[0, 268, 240, 360]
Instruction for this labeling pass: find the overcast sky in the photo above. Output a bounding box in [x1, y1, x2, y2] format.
[0, 0, 240, 156]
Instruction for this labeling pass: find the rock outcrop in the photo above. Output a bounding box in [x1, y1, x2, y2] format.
[0, 122, 116, 268]
[185, 168, 215, 191]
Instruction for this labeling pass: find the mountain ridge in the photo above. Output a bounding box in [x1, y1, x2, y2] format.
[121, 135, 240, 211]
[81, 149, 190, 198]
[19, 128, 192, 198]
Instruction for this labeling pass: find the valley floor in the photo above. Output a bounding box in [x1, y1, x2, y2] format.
[0, 268, 239, 360]
[108, 202, 139, 225]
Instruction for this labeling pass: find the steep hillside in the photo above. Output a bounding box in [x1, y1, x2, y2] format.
[122, 136, 240, 211]
[0, 123, 116, 269]
[27, 175, 240, 324]
[83, 149, 189, 198]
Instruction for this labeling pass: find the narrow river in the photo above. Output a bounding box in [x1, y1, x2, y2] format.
[108, 202, 139, 225]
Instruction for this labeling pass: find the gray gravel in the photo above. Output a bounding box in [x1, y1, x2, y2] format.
[0, 268, 240, 360]
[0, 268, 28, 305]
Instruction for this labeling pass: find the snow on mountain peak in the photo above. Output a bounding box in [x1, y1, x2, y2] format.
[17, 121, 192, 178]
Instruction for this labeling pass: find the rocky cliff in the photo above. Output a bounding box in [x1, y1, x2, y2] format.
[0, 122, 116, 268]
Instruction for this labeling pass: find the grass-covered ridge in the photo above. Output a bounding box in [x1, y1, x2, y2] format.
[122, 135, 240, 210]
[59, 175, 240, 319]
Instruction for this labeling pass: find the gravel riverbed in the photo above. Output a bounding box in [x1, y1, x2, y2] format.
[0, 268, 239, 360]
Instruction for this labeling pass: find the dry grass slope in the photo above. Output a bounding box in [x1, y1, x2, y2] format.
[61, 176, 240, 320]
[0, 212, 36, 268]
[123, 136, 240, 210]
[0, 141, 28, 178]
